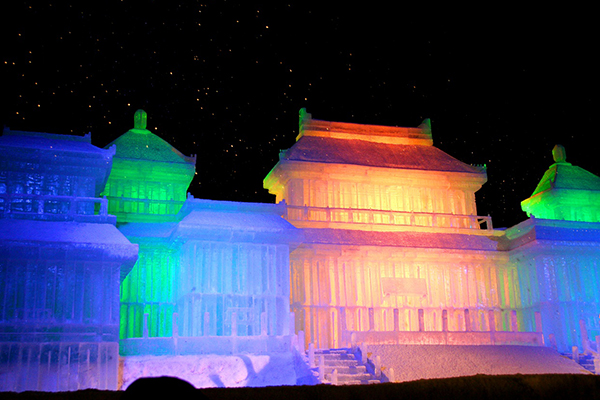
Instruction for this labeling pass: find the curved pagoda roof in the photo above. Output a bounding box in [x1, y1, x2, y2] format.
[278, 109, 484, 174]
[105, 110, 195, 164]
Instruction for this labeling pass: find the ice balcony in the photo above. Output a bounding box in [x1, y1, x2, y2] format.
[120, 310, 296, 356]
[0, 193, 115, 224]
[106, 195, 185, 219]
[299, 305, 544, 349]
[285, 205, 493, 233]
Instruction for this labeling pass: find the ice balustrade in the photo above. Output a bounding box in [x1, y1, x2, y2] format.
[106, 195, 185, 216]
[296, 305, 543, 348]
[0, 192, 112, 223]
[0, 342, 118, 392]
[120, 310, 295, 355]
[286, 204, 493, 231]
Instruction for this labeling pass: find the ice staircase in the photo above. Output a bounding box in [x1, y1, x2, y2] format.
[561, 352, 597, 374]
[314, 348, 381, 385]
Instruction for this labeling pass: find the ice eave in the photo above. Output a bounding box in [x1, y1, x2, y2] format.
[299, 228, 500, 252]
[0, 219, 139, 280]
[264, 158, 487, 194]
[500, 217, 600, 251]
[1, 129, 115, 158]
[174, 198, 303, 246]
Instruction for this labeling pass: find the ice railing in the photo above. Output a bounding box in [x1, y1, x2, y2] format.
[286, 205, 493, 231]
[105, 195, 185, 216]
[0, 342, 119, 392]
[120, 311, 296, 356]
[298, 305, 543, 348]
[0, 193, 114, 223]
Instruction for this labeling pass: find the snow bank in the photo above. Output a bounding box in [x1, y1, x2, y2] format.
[367, 344, 590, 382]
[119, 353, 300, 389]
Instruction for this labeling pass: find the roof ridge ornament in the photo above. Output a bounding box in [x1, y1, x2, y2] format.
[134, 109, 148, 130]
[418, 118, 432, 137]
[552, 144, 567, 164]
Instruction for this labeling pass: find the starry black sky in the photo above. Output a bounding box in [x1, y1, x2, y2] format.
[3, 2, 597, 228]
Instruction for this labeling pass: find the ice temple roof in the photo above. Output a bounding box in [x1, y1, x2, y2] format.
[104, 109, 196, 164]
[0, 129, 114, 156]
[529, 145, 600, 196]
[279, 109, 484, 174]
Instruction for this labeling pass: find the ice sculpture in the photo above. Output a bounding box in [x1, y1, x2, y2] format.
[2, 109, 599, 391]
[110, 112, 302, 355]
[264, 109, 526, 349]
[505, 145, 600, 352]
[0, 129, 138, 392]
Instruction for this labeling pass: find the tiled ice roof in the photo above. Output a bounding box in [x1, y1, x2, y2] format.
[0, 129, 113, 156]
[281, 136, 483, 174]
[105, 128, 195, 164]
[530, 163, 600, 197]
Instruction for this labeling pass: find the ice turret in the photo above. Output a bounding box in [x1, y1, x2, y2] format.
[102, 110, 196, 223]
[521, 145, 600, 222]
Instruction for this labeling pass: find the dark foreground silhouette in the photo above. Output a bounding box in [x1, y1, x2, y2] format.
[121, 377, 201, 400]
[1, 374, 600, 400]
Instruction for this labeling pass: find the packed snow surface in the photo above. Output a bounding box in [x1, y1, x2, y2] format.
[368, 344, 589, 382]
[119, 345, 590, 390]
[119, 353, 300, 389]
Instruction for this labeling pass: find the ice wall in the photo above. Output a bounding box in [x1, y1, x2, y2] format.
[505, 219, 600, 352]
[119, 198, 303, 356]
[290, 229, 521, 349]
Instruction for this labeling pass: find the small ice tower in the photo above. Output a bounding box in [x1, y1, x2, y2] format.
[102, 110, 196, 223]
[521, 144, 600, 222]
[507, 145, 600, 351]
[107, 111, 196, 341]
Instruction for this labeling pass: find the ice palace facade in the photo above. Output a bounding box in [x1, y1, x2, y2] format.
[1, 109, 599, 391]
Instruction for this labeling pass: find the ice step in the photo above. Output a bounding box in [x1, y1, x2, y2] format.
[315, 353, 355, 360]
[560, 353, 597, 374]
[320, 359, 361, 367]
[323, 365, 367, 374]
[324, 372, 374, 382]
[311, 348, 382, 385]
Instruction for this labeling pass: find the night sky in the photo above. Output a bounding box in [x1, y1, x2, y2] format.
[3, 3, 597, 228]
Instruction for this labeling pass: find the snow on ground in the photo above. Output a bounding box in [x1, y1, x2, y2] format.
[119, 353, 303, 390]
[118, 345, 590, 390]
[368, 344, 591, 382]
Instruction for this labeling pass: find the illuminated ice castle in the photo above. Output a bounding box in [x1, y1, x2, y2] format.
[1, 109, 599, 391]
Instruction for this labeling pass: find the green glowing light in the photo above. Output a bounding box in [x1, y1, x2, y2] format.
[521, 145, 600, 222]
[102, 110, 196, 223]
